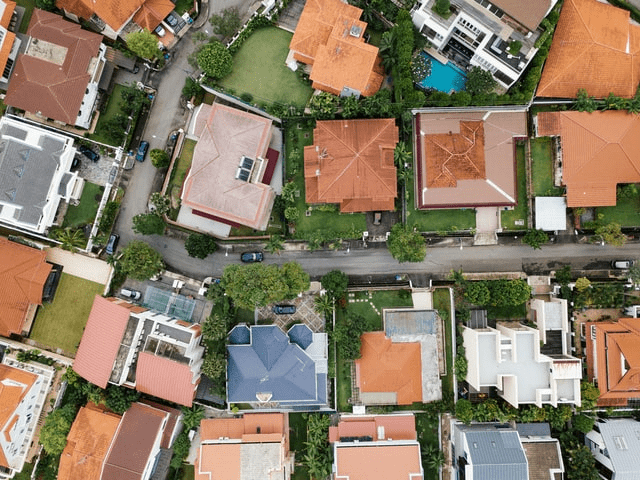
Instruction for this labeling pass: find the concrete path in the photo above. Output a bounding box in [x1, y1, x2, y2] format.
[44, 248, 112, 287]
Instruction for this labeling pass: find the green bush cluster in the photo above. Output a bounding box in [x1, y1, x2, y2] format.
[463, 279, 531, 307]
[98, 201, 120, 234]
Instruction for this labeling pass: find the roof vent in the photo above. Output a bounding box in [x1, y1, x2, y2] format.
[350, 25, 362, 37]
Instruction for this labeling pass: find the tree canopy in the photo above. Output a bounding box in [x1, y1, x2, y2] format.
[118, 241, 164, 280]
[387, 223, 426, 263]
[321, 270, 349, 302]
[197, 41, 233, 79]
[522, 229, 549, 250]
[132, 213, 165, 235]
[39, 404, 76, 455]
[126, 29, 161, 60]
[184, 233, 218, 259]
[222, 262, 310, 309]
[465, 66, 497, 96]
[209, 7, 242, 38]
[150, 149, 170, 169]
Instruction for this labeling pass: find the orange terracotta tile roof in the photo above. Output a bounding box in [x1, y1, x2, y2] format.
[56, 0, 145, 31]
[5, 9, 103, 125]
[537, 0, 640, 98]
[304, 118, 398, 212]
[135, 352, 197, 407]
[132, 0, 173, 31]
[182, 103, 275, 231]
[537, 111, 640, 207]
[0, 363, 37, 469]
[57, 403, 121, 480]
[585, 318, 640, 406]
[73, 296, 135, 388]
[200, 413, 285, 441]
[329, 414, 418, 443]
[290, 0, 382, 96]
[0, 0, 17, 76]
[355, 332, 423, 405]
[334, 444, 423, 480]
[0, 237, 52, 337]
[415, 109, 526, 209]
[490, 0, 553, 31]
[196, 444, 241, 480]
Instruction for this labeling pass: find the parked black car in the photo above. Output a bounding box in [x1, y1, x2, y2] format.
[79, 145, 99, 162]
[240, 252, 263, 263]
[136, 141, 149, 162]
[105, 234, 119, 255]
[273, 305, 296, 315]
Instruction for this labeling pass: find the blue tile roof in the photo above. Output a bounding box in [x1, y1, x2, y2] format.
[229, 325, 250, 345]
[289, 324, 313, 350]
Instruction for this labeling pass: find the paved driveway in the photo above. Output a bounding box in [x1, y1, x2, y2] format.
[256, 292, 326, 332]
[277, 0, 305, 32]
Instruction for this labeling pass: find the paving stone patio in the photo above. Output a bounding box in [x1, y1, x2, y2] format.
[256, 292, 325, 332]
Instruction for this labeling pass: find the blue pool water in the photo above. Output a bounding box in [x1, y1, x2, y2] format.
[418, 52, 467, 93]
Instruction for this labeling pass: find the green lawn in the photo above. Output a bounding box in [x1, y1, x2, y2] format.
[236, 307, 255, 324]
[219, 27, 313, 107]
[289, 412, 312, 479]
[531, 137, 563, 196]
[63, 182, 103, 228]
[13, 463, 33, 480]
[406, 182, 476, 232]
[91, 84, 128, 146]
[501, 142, 528, 230]
[416, 413, 440, 480]
[284, 120, 366, 239]
[167, 138, 196, 215]
[336, 346, 352, 412]
[174, 0, 194, 14]
[30, 273, 104, 354]
[15, 0, 35, 33]
[596, 188, 640, 226]
[180, 465, 195, 480]
[486, 302, 527, 321]
[433, 288, 453, 396]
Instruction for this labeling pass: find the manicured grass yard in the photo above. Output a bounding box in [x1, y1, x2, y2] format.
[406, 181, 476, 232]
[179, 465, 195, 480]
[486, 302, 527, 321]
[15, 0, 35, 33]
[501, 142, 528, 230]
[30, 273, 104, 354]
[63, 182, 103, 229]
[91, 84, 128, 146]
[416, 413, 440, 480]
[219, 27, 313, 107]
[336, 344, 352, 413]
[433, 288, 453, 396]
[167, 138, 196, 212]
[531, 137, 563, 197]
[596, 188, 640, 226]
[285, 120, 366, 239]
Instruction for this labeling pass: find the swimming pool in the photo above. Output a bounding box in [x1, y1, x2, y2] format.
[417, 52, 467, 93]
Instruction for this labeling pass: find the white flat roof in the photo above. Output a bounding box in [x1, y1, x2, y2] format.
[535, 197, 566, 231]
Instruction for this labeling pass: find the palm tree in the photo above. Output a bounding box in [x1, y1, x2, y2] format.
[394, 141, 412, 168]
[181, 405, 205, 430]
[54, 228, 85, 252]
[265, 234, 285, 255]
[379, 31, 397, 73]
[314, 294, 334, 319]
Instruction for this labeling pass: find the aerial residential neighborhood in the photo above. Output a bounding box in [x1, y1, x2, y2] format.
[2, 0, 640, 479]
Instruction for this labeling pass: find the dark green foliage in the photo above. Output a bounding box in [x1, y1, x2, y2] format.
[522, 229, 549, 250]
[303, 415, 332, 480]
[201, 312, 232, 341]
[197, 41, 233, 79]
[209, 7, 242, 38]
[321, 270, 349, 302]
[455, 399, 474, 424]
[464, 281, 490, 306]
[118, 241, 164, 281]
[555, 265, 572, 285]
[508, 40, 522, 55]
[98, 201, 120, 234]
[35, 0, 55, 10]
[120, 86, 149, 116]
[100, 114, 128, 143]
[182, 77, 204, 99]
[150, 149, 170, 169]
[433, 0, 450, 16]
[182, 405, 205, 431]
[575, 88, 597, 112]
[454, 353, 468, 379]
[332, 313, 368, 360]
[465, 66, 497, 96]
[240, 92, 253, 103]
[573, 414, 595, 434]
[580, 381, 600, 411]
[104, 385, 139, 414]
[170, 432, 191, 469]
[132, 213, 165, 235]
[184, 233, 218, 258]
[39, 404, 77, 455]
[565, 444, 600, 480]
[309, 92, 339, 119]
[387, 223, 426, 263]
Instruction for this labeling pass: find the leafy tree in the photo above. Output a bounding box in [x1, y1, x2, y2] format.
[104, 385, 139, 414]
[340, 95, 360, 118]
[423, 444, 445, 471]
[573, 414, 595, 434]
[333, 313, 368, 359]
[394, 141, 412, 168]
[308, 92, 339, 120]
[54, 228, 85, 252]
[39, 404, 76, 455]
[202, 352, 226, 379]
[629, 264, 640, 284]
[201, 312, 231, 341]
[280, 261, 311, 298]
[387, 223, 426, 263]
[182, 77, 204, 99]
[465, 66, 497, 96]
[575, 277, 591, 292]
[101, 114, 128, 143]
[487, 279, 531, 306]
[206, 282, 226, 303]
[464, 281, 490, 306]
[575, 88, 597, 113]
[209, 7, 242, 38]
[197, 41, 233, 79]
[379, 30, 397, 73]
[284, 206, 299, 222]
[150, 149, 170, 169]
[120, 87, 149, 116]
[170, 432, 191, 469]
[126, 29, 161, 60]
[132, 213, 165, 235]
[118, 241, 164, 280]
[82, 382, 104, 405]
[566, 444, 600, 480]
[280, 182, 297, 204]
[149, 192, 172, 216]
[595, 222, 627, 246]
[184, 233, 218, 258]
[434, 0, 450, 16]
[546, 404, 572, 431]
[36, 0, 55, 10]
[455, 399, 474, 424]
[522, 229, 549, 250]
[303, 415, 332, 480]
[454, 353, 468, 380]
[265, 234, 285, 255]
[556, 265, 572, 285]
[321, 270, 349, 302]
[580, 381, 600, 410]
[182, 405, 205, 431]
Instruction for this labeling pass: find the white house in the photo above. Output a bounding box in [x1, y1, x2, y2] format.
[0, 116, 82, 234]
[411, 0, 557, 88]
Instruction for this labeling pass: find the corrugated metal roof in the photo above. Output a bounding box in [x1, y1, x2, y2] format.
[464, 430, 528, 480]
[598, 419, 640, 480]
[535, 197, 566, 231]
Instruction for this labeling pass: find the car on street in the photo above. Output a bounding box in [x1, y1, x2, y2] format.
[120, 288, 141, 300]
[79, 145, 99, 162]
[105, 233, 119, 255]
[612, 260, 635, 269]
[273, 305, 296, 315]
[240, 252, 263, 263]
[136, 141, 149, 162]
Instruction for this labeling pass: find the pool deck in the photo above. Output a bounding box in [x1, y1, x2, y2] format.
[425, 47, 450, 66]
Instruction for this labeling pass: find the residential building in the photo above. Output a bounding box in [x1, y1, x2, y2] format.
[536, 110, 640, 208]
[530, 297, 570, 356]
[329, 414, 423, 480]
[463, 321, 581, 408]
[289, 0, 383, 97]
[413, 107, 527, 209]
[534, 197, 567, 231]
[355, 309, 443, 405]
[451, 422, 564, 480]
[538, 0, 640, 99]
[0, 355, 55, 480]
[411, 0, 557, 88]
[195, 413, 293, 480]
[73, 296, 205, 406]
[56, 0, 173, 40]
[181, 103, 279, 236]
[227, 324, 329, 410]
[0, 0, 21, 86]
[585, 318, 640, 407]
[304, 119, 399, 212]
[0, 237, 53, 338]
[5, 10, 107, 128]
[585, 418, 640, 480]
[0, 116, 83, 233]
[58, 401, 180, 480]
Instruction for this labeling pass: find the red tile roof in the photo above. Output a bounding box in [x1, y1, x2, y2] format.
[132, 0, 173, 31]
[0, 237, 52, 337]
[537, 111, 640, 207]
[334, 444, 423, 480]
[329, 414, 418, 443]
[135, 352, 197, 407]
[5, 9, 103, 125]
[200, 413, 285, 441]
[304, 118, 398, 212]
[537, 0, 640, 98]
[73, 296, 132, 388]
[56, 0, 145, 31]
